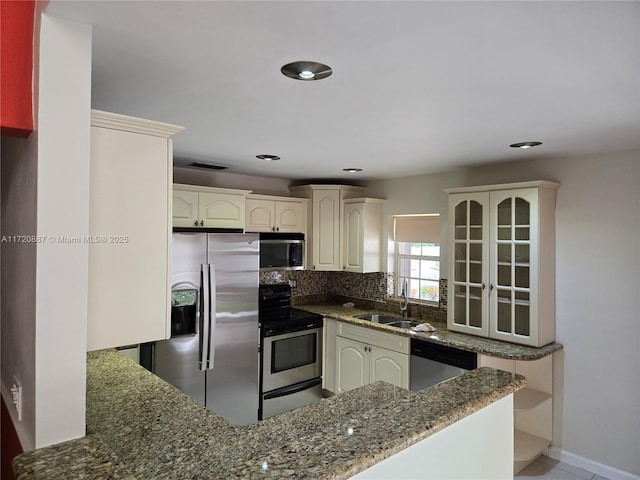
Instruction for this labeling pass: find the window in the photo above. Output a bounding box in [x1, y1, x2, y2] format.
[394, 215, 440, 303]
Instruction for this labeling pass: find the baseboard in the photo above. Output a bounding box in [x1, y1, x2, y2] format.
[546, 447, 640, 480]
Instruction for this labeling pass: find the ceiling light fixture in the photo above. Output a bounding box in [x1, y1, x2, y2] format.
[342, 168, 363, 173]
[281, 61, 333, 81]
[256, 154, 280, 161]
[510, 141, 542, 149]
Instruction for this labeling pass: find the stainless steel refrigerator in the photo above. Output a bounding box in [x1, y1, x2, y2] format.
[144, 232, 259, 425]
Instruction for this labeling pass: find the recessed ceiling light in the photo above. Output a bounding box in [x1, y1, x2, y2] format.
[510, 141, 542, 149]
[342, 168, 363, 173]
[281, 61, 333, 81]
[256, 154, 280, 161]
[298, 70, 315, 80]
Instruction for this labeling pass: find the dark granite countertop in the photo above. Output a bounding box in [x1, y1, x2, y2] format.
[14, 350, 525, 479]
[295, 303, 562, 360]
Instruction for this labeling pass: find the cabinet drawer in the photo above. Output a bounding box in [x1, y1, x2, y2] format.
[337, 322, 409, 354]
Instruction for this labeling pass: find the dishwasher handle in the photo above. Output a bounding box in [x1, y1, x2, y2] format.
[410, 339, 477, 371]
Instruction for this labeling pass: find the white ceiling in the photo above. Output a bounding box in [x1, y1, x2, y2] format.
[45, 1, 639, 182]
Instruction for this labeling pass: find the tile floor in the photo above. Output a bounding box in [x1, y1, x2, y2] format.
[516, 455, 610, 480]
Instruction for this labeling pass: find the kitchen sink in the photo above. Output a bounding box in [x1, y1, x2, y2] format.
[385, 320, 422, 329]
[354, 314, 406, 324]
[354, 314, 421, 329]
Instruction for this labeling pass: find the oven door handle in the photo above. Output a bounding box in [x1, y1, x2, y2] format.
[262, 378, 322, 400]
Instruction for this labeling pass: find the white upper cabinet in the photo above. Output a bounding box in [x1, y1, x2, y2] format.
[245, 194, 307, 233]
[446, 181, 559, 347]
[290, 184, 379, 271]
[343, 198, 384, 273]
[312, 189, 342, 270]
[173, 184, 251, 229]
[87, 110, 184, 351]
[173, 189, 199, 227]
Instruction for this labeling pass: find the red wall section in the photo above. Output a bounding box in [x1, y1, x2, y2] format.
[1, 0, 35, 138]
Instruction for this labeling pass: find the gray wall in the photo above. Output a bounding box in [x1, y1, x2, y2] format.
[1, 135, 38, 451]
[367, 150, 640, 476]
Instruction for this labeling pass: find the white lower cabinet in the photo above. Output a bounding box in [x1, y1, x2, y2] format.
[480, 354, 554, 474]
[334, 322, 409, 393]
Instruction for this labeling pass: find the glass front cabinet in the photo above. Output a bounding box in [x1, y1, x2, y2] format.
[446, 181, 559, 347]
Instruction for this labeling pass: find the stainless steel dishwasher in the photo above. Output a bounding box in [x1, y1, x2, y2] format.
[409, 338, 477, 391]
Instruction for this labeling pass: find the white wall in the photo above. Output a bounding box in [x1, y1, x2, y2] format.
[0, 14, 92, 451]
[367, 150, 640, 477]
[34, 13, 92, 448]
[174, 166, 292, 196]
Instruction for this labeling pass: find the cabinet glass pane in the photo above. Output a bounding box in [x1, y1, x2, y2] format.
[497, 227, 510, 241]
[497, 243, 511, 264]
[468, 286, 482, 328]
[515, 197, 530, 240]
[454, 202, 467, 240]
[454, 285, 466, 325]
[497, 289, 511, 333]
[497, 199, 511, 240]
[515, 291, 530, 336]
[469, 243, 482, 284]
[497, 263, 511, 286]
[515, 197, 530, 225]
[515, 227, 530, 241]
[515, 244, 529, 264]
[469, 243, 482, 262]
[497, 199, 511, 225]
[515, 265, 529, 288]
[469, 201, 483, 240]
[454, 243, 466, 282]
[469, 262, 482, 284]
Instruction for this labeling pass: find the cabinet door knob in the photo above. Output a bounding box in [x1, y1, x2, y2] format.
[490, 283, 494, 291]
[275, 226, 279, 232]
[200, 221, 204, 227]
[194, 220, 199, 227]
[482, 283, 486, 290]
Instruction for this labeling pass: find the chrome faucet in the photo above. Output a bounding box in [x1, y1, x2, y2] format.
[400, 279, 409, 318]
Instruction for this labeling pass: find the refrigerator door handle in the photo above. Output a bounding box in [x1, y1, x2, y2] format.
[208, 263, 216, 370]
[199, 263, 215, 371]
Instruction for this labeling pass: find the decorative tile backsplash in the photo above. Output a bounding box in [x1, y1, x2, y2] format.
[260, 269, 448, 311]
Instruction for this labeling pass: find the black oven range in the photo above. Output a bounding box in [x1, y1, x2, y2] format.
[258, 283, 323, 420]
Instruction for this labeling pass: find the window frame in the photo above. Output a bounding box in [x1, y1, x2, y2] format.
[393, 214, 441, 306]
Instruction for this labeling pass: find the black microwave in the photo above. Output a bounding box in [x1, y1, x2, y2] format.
[259, 233, 305, 271]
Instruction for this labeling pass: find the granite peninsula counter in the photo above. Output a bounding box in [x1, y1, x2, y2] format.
[14, 350, 525, 479]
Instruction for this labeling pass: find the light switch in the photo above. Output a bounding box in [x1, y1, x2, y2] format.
[11, 376, 22, 421]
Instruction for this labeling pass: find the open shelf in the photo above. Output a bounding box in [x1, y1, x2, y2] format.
[514, 429, 551, 462]
[514, 388, 551, 411]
